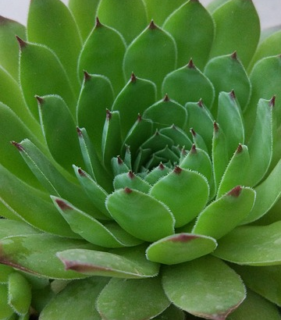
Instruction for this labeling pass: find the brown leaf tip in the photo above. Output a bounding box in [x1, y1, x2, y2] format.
[16, 36, 27, 50]
[55, 199, 72, 211]
[76, 127, 83, 137]
[158, 162, 165, 170]
[173, 166, 182, 175]
[187, 58, 195, 69]
[236, 144, 243, 154]
[95, 17, 102, 28]
[214, 121, 219, 133]
[117, 155, 123, 165]
[197, 99, 203, 108]
[83, 71, 91, 82]
[230, 90, 236, 100]
[190, 128, 196, 137]
[163, 94, 170, 102]
[78, 168, 86, 177]
[137, 113, 142, 122]
[228, 186, 242, 198]
[231, 51, 238, 60]
[191, 144, 197, 153]
[11, 141, 24, 151]
[130, 73, 137, 83]
[124, 187, 133, 194]
[149, 20, 157, 30]
[35, 95, 44, 105]
[128, 171, 135, 179]
[170, 234, 198, 242]
[106, 109, 112, 120]
[269, 96, 276, 107]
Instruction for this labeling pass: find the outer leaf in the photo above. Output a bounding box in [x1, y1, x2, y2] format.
[0, 234, 97, 279]
[57, 245, 159, 278]
[150, 167, 209, 228]
[146, 233, 217, 265]
[97, 0, 148, 44]
[96, 277, 170, 320]
[163, 1, 214, 69]
[106, 188, 175, 242]
[40, 278, 108, 320]
[214, 222, 281, 266]
[78, 19, 126, 94]
[113, 171, 151, 193]
[162, 256, 246, 320]
[192, 186, 256, 239]
[209, 0, 260, 68]
[0, 220, 40, 241]
[123, 21, 177, 96]
[27, 0, 82, 92]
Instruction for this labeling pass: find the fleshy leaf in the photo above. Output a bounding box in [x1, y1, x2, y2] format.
[113, 171, 151, 193]
[0, 285, 14, 319]
[192, 186, 256, 239]
[144, 163, 172, 185]
[209, 0, 260, 68]
[163, 1, 214, 69]
[214, 222, 281, 266]
[57, 245, 159, 278]
[149, 167, 209, 228]
[106, 188, 175, 242]
[123, 21, 177, 96]
[96, 277, 170, 320]
[146, 233, 217, 265]
[162, 255, 246, 320]
[78, 18, 126, 94]
[40, 278, 108, 320]
[97, 0, 148, 44]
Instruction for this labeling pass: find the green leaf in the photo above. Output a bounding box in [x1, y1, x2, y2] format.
[192, 186, 256, 239]
[146, 233, 217, 265]
[162, 256, 246, 319]
[40, 278, 108, 320]
[214, 222, 281, 266]
[209, 0, 260, 68]
[150, 167, 209, 228]
[112, 74, 157, 139]
[113, 171, 151, 193]
[52, 196, 142, 248]
[78, 19, 126, 94]
[0, 234, 97, 279]
[0, 16, 26, 80]
[38, 95, 83, 172]
[97, 277, 170, 320]
[163, 1, 214, 69]
[0, 220, 40, 241]
[123, 21, 177, 96]
[162, 61, 215, 108]
[144, 163, 172, 185]
[106, 188, 175, 242]
[68, 0, 100, 41]
[97, 0, 148, 44]
[57, 245, 159, 279]
[0, 284, 14, 319]
[8, 272, 31, 315]
[0, 264, 14, 283]
[77, 73, 114, 158]
[18, 39, 76, 119]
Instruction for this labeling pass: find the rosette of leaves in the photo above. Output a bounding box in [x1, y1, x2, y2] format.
[0, 0, 281, 319]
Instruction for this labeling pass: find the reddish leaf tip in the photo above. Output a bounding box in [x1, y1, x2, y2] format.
[197, 99, 203, 108]
[35, 95, 44, 105]
[231, 51, 238, 60]
[190, 128, 196, 137]
[170, 234, 198, 242]
[149, 20, 157, 30]
[269, 96, 276, 107]
[83, 70, 91, 82]
[106, 109, 112, 120]
[128, 171, 135, 179]
[78, 168, 86, 177]
[187, 58, 195, 69]
[174, 166, 182, 174]
[55, 199, 72, 211]
[163, 94, 170, 102]
[228, 186, 242, 197]
[124, 187, 133, 194]
[230, 90, 236, 100]
[236, 144, 243, 154]
[11, 141, 24, 151]
[117, 155, 123, 165]
[130, 73, 137, 83]
[137, 113, 142, 122]
[214, 121, 219, 133]
[76, 127, 83, 137]
[191, 144, 197, 153]
[95, 17, 102, 28]
[158, 162, 165, 170]
[16, 35, 26, 49]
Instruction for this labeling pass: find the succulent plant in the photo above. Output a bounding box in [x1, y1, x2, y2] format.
[1, 0, 281, 319]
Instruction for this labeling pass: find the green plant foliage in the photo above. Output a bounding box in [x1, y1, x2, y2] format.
[0, 0, 281, 319]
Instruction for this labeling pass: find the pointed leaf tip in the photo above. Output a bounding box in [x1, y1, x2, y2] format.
[35, 95, 44, 105]
[15, 35, 26, 50]
[11, 141, 24, 152]
[124, 187, 133, 194]
[159, 162, 165, 170]
[163, 94, 170, 102]
[55, 198, 72, 211]
[214, 121, 219, 132]
[117, 155, 123, 165]
[149, 20, 157, 30]
[231, 51, 238, 60]
[269, 96, 276, 107]
[78, 168, 86, 177]
[227, 186, 242, 197]
[130, 73, 137, 83]
[230, 90, 236, 100]
[170, 234, 198, 242]
[190, 128, 196, 137]
[83, 70, 91, 82]
[106, 109, 112, 120]
[173, 166, 182, 175]
[187, 59, 195, 69]
[198, 99, 203, 108]
[128, 171, 135, 179]
[95, 17, 102, 28]
[191, 144, 197, 153]
[76, 127, 83, 137]
[236, 143, 243, 154]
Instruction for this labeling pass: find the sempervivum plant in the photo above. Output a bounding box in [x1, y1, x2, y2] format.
[1, 0, 281, 319]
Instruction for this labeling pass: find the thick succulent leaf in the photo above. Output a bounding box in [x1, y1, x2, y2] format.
[233, 264, 281, 306]
[0, 164, 76, 238]
[57, 245, 159, 278]
[143, 96, 187, 130]
[162, 61, 215, 108]
[102, 110, 122, 168]
[214, 221, 281, 266]
[0, 284, 14, 319]
[38, 95, 84, 172]
[146, 233, 217, 265]
[0, 102, 44, 190]
[97, 0, 147, 44]
[143, 0, 186, 26]
[0, 16, 26, 80]
[163, 1, 214, 69]
[78, 19, 126, 94]
[144, 163, 172, 185]
[153, 304, 185, 320]
[106, 188, 175, 242]
[160, 125, 192, 150]
[52, 196, 142, 248]
[150, 167, 209, 228]
[77, 73, 114, 157]
[8, 272, 31, 316]
[40, 277, 109, 320]
[96, 277, 170, 320]
[217, 145, 250, 198]
[123, 22, 177, 96]
[68, 0, 100, 41]
[228, 288, 281, 320]
[112, 74, 157, 139]
[209, 0, 260, 68]
[246, 98, 274, 186]
[242, 160, 281, 224]
[205, 54, 251, 113]
[0, 234, 97, 279]
[0, 220, 40, 240]
[113, 171, 151, 193]
[27, 0, 82, 92]
[18, 40, 76, 119]
[162, 256, 246, 320]
[192, 186, 256, 239]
